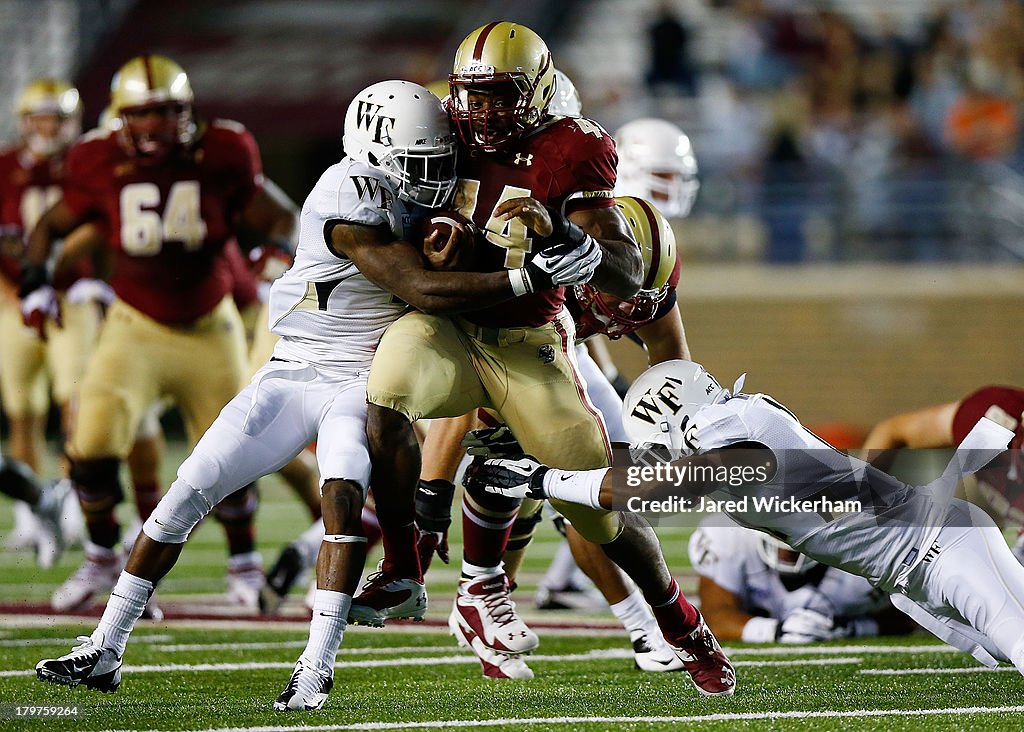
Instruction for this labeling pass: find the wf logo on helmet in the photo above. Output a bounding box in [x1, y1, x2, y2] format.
[629, 376, 684, 425]
[355, 101, 396, 145]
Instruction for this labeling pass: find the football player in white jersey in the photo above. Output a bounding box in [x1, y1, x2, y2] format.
[466, 359, 1024, 676]
[689, 513, 913, 643]
[34, 80, 601, 711]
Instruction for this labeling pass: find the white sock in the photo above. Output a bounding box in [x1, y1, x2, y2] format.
[460, 560, 502, 581]
[609, 588, 656, 635]
[300, 589, 351, 669]
[541, 541, 578, 589]
[294, 519, 326, 567]
[92, 572, 153, 656]
[543, 468, 608, 509]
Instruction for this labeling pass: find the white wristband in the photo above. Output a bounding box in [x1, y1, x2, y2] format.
[741, 616, 780, 643]
[508, 268, 533, 297]
[543, 467, 609, 509]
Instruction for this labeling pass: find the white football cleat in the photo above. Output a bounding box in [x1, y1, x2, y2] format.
[35, 633, 122, 692]
[348, 567, 427, 626]
[451, 572, 538, 655]
[274, 657, 334, 711]
[449, 604, 534, 679]
[630, 628, 685, 672]
[51, 545, 123, 611]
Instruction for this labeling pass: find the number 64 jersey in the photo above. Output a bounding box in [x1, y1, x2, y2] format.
[60, 120, 262, 325]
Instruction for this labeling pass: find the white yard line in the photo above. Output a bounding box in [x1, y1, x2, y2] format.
[862, 666, 1019, 676]
[0, 651, 863, 678]
[100, 705, 1024, 732]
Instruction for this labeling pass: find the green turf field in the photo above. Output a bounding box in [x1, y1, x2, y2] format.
[2, 441, 1023, 731]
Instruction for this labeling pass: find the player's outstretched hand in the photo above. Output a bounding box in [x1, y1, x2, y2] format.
[779, 608, 845, 643]
[464, 456, 549, 500]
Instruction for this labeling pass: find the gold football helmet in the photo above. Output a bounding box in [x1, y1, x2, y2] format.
[449, 21, 556, 151]
[109, 54, 195, 158]
[16, 79, 82, 157]
[573, 196, 678, 338]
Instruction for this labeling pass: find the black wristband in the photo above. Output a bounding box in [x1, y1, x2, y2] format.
[415, 478, 455, 533]
[543, 205, 588, 249]
[18, 263, 49, 298]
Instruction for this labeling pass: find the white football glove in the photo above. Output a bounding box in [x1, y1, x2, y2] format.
[778, 608, 846, 644]
[463, 456, 548, 500]
[21, 285, 61, 339]
[65, 278, 116, 307]
[509, 238, 603, 295]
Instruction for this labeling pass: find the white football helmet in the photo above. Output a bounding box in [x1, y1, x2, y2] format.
[757, 535, 819, 575]
[615, 118, 699, 218]
[622, 360, 729, 452]
[343, 80, 457, 208]
[549, 69, 582, 117]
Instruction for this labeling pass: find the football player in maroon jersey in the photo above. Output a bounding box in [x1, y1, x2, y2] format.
[356, 22, 734, 696]
[0, 81, 87, 542]
[20, 55, 296, 612]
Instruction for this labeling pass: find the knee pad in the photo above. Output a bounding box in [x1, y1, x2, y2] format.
[212, 482, 259, 525]
[69, 457, 124, 513]
[508, 507, 545, 552]
[144, 479, 213, 544]
[463, 474, 522, 515]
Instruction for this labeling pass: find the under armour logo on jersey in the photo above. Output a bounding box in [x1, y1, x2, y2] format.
[513, 153, 534, 166]
[538, 344, 555, 364]
[355, 101, 396, 145]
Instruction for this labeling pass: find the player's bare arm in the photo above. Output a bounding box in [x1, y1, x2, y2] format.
[331, 221, 515, 314]
[597, 443, 777, 509]
[636, 305, 691, 363]
[25, 199, 83, 267]
[241, 179, 298, 248]
[570, 205, 642, 299]
[696, 575, 756, 641]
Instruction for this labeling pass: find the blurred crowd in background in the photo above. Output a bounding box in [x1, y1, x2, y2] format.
[564, 0, 1024, 261]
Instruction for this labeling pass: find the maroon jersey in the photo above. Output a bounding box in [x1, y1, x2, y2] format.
[453, 116, 617, 328]
[953, 386, 1024, 523]
[62, 119, 263, 324]
[0, 147, 65, 284]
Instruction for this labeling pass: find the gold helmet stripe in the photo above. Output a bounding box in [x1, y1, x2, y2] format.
[472, 21, 501, 61]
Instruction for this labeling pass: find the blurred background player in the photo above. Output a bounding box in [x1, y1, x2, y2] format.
[20, 54, 297, 612]
[689, 513, 914, 643]
[0, 80, 102, 562]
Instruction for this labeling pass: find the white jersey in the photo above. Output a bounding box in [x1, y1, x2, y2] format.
[267, 158, 424, 369]
[688, 513, 890, 620]
[688, 393, 1007, 592]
